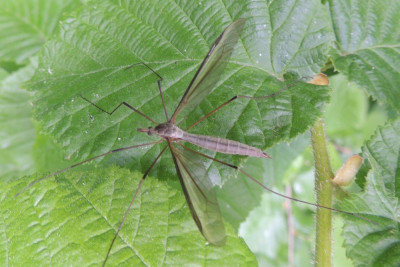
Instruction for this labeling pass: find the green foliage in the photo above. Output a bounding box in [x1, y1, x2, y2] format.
[0, 0, 81, 64]
[337, 120, 400, 266]
[329, 0, 400, 113]
[0, 0, 399, 266]
[2, 167, 256, 265]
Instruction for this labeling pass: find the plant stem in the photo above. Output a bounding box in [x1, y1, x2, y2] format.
[310, 118, 333, 267]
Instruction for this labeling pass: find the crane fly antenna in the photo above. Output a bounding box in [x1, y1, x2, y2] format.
[185, 76, 310, 131]
[102, 144, 168, 267]
[177, 143, 378, 225]
[14, 140, 163, 198]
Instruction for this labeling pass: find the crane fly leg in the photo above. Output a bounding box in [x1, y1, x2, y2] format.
[126, 62, 169, 121]
[79, 94, 158, 125]
[176, 143, 375, 224]
[103, 144, 168, 267]
[79, 62, 166, 125]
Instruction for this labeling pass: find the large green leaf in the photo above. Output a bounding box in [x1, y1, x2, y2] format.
[338, 118, 400, 266]
[0, 0, 81, 63]
[3, 0, 336, 265]
[329, 0, 400, 112]
[28, 0, 331, 224]
[1, 167, 257, 266]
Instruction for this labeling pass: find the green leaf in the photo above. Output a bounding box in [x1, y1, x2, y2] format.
[0, 0, 81, 64]
[1, 167, 257, 266]
[0, 62, 36, 179]
[3, 0, 340, 265]
[329, 0, 400, 112]
[338, 118, 400, 266]
[362, 119, 400, 195]
[28, 0, 331, 224]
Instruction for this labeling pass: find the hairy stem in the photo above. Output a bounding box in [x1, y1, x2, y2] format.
[311, 118, 334, 267]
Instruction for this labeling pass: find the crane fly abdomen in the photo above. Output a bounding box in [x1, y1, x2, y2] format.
[182, 132, 269, 158]
[139, 122, 269, 158]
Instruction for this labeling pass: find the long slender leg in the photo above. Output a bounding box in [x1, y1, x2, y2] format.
[14, 140, 163, 197]
[102, 144, 169, 267]
[126, 62, 169, 121]
[79, 62, 167, 125]
[157, 79, 169, 121]
[185, 77, 307, 131]
[177, 142, 376, 224]
[79, 94, 158, 125]
[125, 62, 162, 80]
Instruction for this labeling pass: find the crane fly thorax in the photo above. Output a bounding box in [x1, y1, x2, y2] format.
[138, 122, 184, 140]
[155, 123, 184, 139]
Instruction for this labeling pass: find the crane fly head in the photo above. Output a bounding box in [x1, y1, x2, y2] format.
[137, 127, 156, 136]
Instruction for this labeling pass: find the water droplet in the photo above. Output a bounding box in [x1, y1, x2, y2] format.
[283, 52, 289, 60]
[90, 115, 94, 121]
[263, 24, 267, 28]
[47, 68, 53, 75]
[118, 137, 121, 141]
[71, 99, 75, 102]
[184, 48, 187, 52]
[259, 53, 262, 57]
[1, 141, 10, 149]
[84, 130, 88, 134]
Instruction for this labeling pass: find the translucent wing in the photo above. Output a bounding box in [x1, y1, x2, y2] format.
[168, 140, 226, 245]
[170, 19, 245, 123]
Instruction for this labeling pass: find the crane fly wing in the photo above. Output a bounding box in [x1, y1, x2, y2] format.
[170, 19, 245, 123]
[168, 140, 226, 245]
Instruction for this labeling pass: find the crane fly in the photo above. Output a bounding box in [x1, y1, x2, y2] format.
[16, 18, 372, 265]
